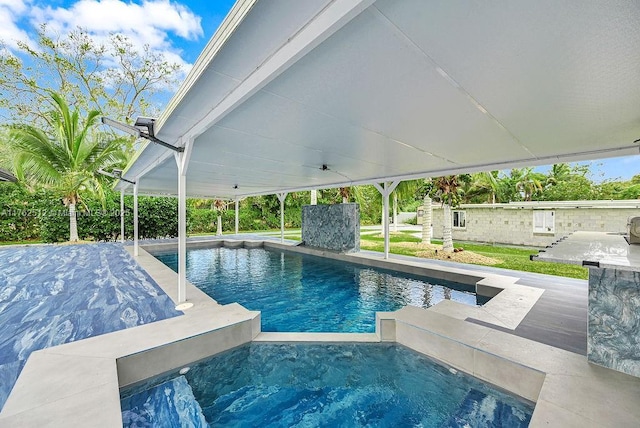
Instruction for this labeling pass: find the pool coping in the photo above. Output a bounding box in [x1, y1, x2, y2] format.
[1, 239, 638, 426]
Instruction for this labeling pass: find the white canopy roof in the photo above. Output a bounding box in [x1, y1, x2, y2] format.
[119, 0, 640, 198]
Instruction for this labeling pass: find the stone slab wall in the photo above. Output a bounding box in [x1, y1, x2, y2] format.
[301, 203, 360, 253]
[428, 207, 639, 247]
[588, 267, 640, 378]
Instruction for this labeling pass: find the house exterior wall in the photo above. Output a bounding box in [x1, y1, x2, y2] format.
[421, 201, 640, 247]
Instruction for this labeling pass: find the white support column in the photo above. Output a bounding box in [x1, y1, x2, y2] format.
[234, 199, 239, 235]
[120, 188, 125, 243]
[374, 181, 400, 259]
[177, 159, 187, 304]
[174, 137, 194, 309]
[133, 181, 139, 257]
[383, 183, 390, 259]
[310, 189, 317, 205]
[277, 193, 287, 243]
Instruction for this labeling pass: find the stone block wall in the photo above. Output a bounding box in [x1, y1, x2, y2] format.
[301, 203, 360, 253]
[429, 206, 639, 247]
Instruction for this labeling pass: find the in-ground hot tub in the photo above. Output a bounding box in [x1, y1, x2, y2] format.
[120, 342, 533, 427]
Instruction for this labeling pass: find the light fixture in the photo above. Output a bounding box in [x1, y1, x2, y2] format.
[101, 117, 183, 153]
[321, 164, 328, 171]
[134, 117, 156, 136]
[101, 117, 141, 136]
[0, 168, 17, 183]
[97, 169, 135, 185]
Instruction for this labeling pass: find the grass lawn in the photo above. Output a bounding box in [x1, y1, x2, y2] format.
[0, 239, 42, 246]
[1, 230, 587, 279]
[359, 231, 588, 280]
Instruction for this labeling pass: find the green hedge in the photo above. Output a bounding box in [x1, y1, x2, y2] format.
[1, 184, 378, 242]
[0, 185, 180, 242]
[0, 184, 44, 241]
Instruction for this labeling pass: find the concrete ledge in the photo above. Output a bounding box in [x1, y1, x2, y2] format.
[223, 239, 244, 248]
[118, 320, 256, 388]
[254, 332, 379, 342]
[377, 305, 640, 427]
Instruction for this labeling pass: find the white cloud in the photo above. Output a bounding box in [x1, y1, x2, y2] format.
[1, 0, 203, 76]
[30, 0, 202, 42]
[10, 0, 203, 80]
[0, 0, 34, 51]
[0, 0, 28, 14]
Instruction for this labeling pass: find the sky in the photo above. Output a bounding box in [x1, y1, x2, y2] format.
[0, 0, 638, 182]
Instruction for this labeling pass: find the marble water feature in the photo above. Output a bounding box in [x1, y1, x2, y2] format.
[588, 267, 640, 377]
[0, 243, 182, 411]
[301, 203, 360, 252]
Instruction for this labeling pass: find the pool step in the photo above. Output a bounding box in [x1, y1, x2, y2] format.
[442, 388, 532, 428]
[120, 375, 208, 427]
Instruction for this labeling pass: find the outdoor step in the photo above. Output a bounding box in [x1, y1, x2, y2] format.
[121, 375, 208, 427]
[441, 388, 532, 428]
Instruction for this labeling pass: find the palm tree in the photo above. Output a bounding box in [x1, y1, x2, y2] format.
[545, 163, 571, 187]
[338, 187, 351, 203]
[421, 178, 434, 244]
[431, 175, 468, 252]
[391, 179, 420, 232]
[466, 171, 500, 203]
[212, 199, 227, 236]
[514, 167, 544, 201]
[10, 92, 125, 241]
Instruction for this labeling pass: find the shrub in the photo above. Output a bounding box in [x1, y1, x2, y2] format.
[0, 183, 44, 241]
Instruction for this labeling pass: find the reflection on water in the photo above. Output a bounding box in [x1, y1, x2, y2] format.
[155, 247, 483, 333]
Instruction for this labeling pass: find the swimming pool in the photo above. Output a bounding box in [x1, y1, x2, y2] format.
[120, 342, 533, 427]
[154, 247, 487, 332]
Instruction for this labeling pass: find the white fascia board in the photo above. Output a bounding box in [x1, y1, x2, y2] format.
[156, 0, 259, 132]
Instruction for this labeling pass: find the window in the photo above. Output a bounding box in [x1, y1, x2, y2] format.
[453, 210, 466, 229]
[533, 210, 555, 233]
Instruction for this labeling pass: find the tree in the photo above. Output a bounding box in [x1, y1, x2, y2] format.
[10, 92, 126, 241]
[464, 171, 500, 203]
[514, 167, 545, 201]
[618, 184, 640, 199]
[392, 180, 420, 231]
[338, 187, 351, 203]
[212, 199, 227, 236]
[545, 163, 571, 187]
[421, 179, 434, 244]
[0, 25, 182, 157]
[540, 164, 596, 201]
[431, 175, 470, 252]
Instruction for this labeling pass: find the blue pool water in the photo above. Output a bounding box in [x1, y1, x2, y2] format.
[154, 247, 487, 333]
[121, 343, 534, 427]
